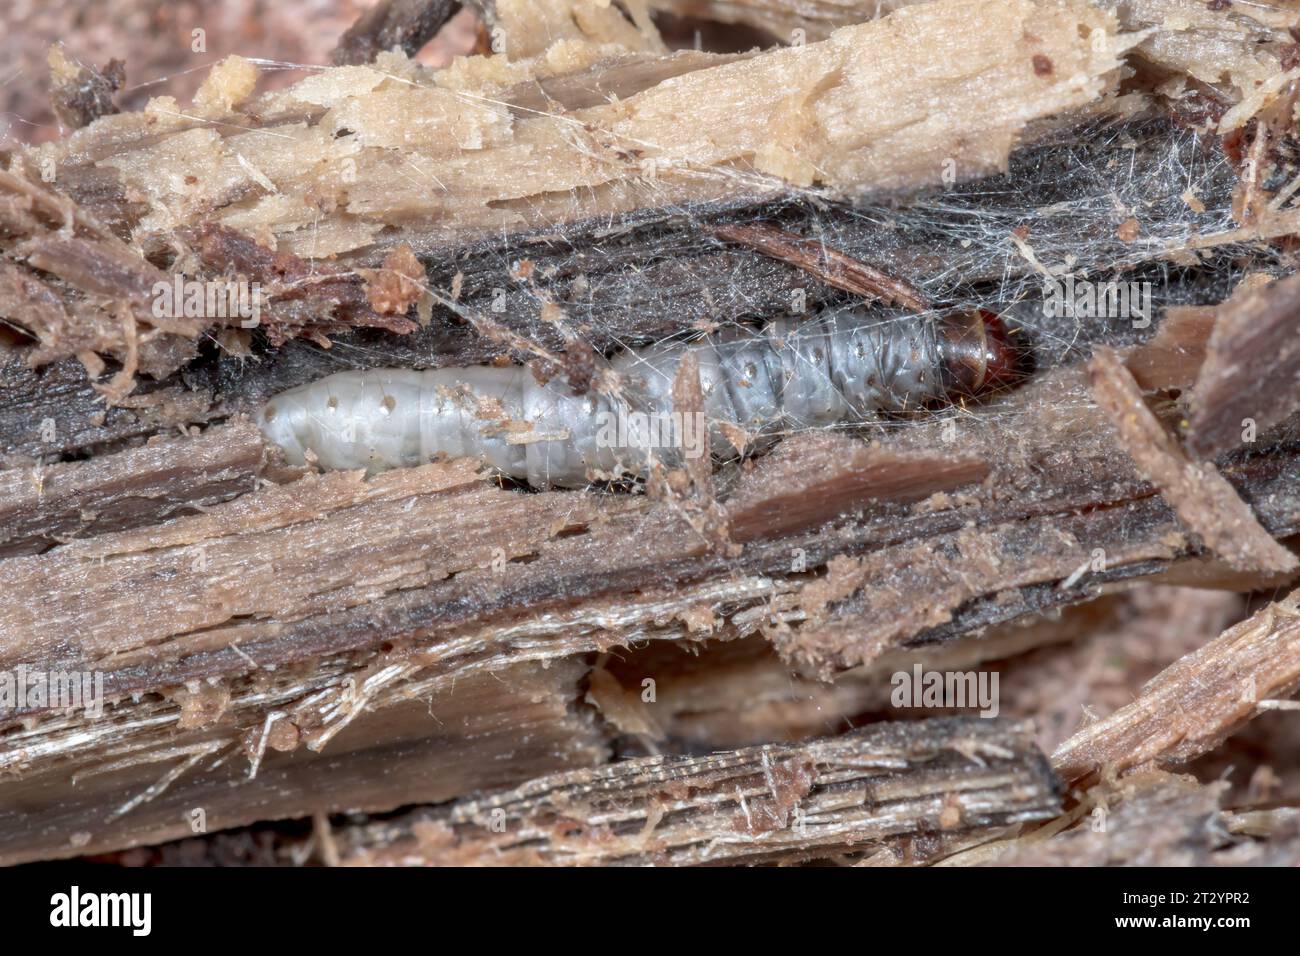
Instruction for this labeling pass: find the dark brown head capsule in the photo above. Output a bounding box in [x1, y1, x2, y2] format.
[936, 309, 1020, 398]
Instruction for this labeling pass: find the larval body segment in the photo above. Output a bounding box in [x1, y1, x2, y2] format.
[258, 306, 1015, 487]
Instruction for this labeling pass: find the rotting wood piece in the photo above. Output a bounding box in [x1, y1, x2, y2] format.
[0, 0, 1133, 396]
[0, 116, 1237, 465]
[647, 0, 1300, 114]
[1087, 345, 1297, 574]
[334, 717, 1060, 866]
[959, 772, 1300, 867]
[3, 374, 1298, 700]
[0, 420, 276, 559]
[0, 440, 990, 704]
[1184, 271, 1300, 460]
[0, 658, 608, 866]
[1052, 587, 1300, 784]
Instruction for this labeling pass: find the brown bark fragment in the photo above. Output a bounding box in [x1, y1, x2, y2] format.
[332, 0, 463, 66]
[965, 773, 1300, 866]
[710, 222, 931, 311]
[1087, 345, 1296, 573]
[0, 169, 196, 382]
[724, 432, 987, 542]
[0, 420, 273, 559]
[337, 717, 1059, 866]
[766, 514, 1186, 676]
[1185, 271, 1300, 459]
[0, 263, 76, 364]
[1122, 303, 1217, 390]
[0, 659, 607, 866]
[653, 350, 732, 552]
[190, 223, 418, 346]
[358, 243, 428, 316]
[1052, 588, 1300, 783]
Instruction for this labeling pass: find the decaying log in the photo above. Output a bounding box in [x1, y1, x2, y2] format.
[5, 0, 1300, 870]
[0, 442, 988, 704]
[0, 458, 621, 690]
[332, 717, 1059, 866]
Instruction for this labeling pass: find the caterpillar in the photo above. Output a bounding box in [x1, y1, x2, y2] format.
[257, 305, 1018, 488]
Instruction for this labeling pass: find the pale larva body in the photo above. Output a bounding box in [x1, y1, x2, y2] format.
[258, 305, 1015, 487]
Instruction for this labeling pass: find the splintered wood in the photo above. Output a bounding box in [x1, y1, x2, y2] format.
[0, 458, 625, 683]
[5, 380, 1292, 691]
[34, 0, 1125, 237]
[963, 772, 1300, 866]
[0, 421, 273, 559]
[654, 0, 1300, 114]
[0, 0, 1130, 384]
[3, 0, 1300, 868]
[1052, 588, 1300, 783]
[1183, 272, 1300, 459]
[0, 658, 608, 865]
[1087, 346, 1297, 574]
[336, 718, 1060, 866]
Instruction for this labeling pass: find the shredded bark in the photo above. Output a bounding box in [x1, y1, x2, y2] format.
[960, 772, 1299, 866]
[0, 420, 275, 559]
[0, 0, 1133, 395]
[335, 718, 1059, 866]
[0, 658, 607, 865]
[1121, 301, 1218, 390]
[1087, 345, 1297, 574]
[3, 365, 1296, 698]
[724, 432, 987, 542]
[1053, 587, 1300, 783]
